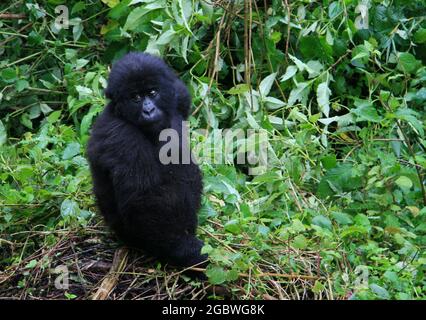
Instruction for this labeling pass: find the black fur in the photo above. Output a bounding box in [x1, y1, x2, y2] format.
[87, 52, 207, 269]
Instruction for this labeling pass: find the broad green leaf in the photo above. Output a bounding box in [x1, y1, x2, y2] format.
[60, 199, 80, 218]
[395, 176, 413, 189]
[20, 113, 32, 129]
[306, 60, 324, 78]
[340, 225, 368, 238]
[351, 100, 382, 122]
[263, 96, 285, 110]
[288, 54, 312, 73]
[75, 85, 93, 99]
[292, 235, 308, 249]
[288, 82, 310, 106]
[320, 154, 337, 169]
[123, 3, 164, 31]
[332, 212, 353, 225]
[224, 219, 240, 234]
[156, 29, 176, 45]
[394, 108, 424, 136]
[397, 52, 420, 74]
[328, 1, 342, 18]
[312, 215, 332, 230]
[259, 73, 276, 97]
[317, 163, 362, 198]
[280, 65, 298, 82]
[317, 81, 331, 117]
[300, 36, 333, 62]
[370, 284, 390, 300]
[63, 142, 81, 160]
[47, 111, 61, 123]
[206, 266, 227, 285]
[414, 28, 426, 43]
[1, 68, 17, 83]
[16, 79, 29, 92]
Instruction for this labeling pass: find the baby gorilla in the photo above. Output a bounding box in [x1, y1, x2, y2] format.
[87, 52, 207, 270]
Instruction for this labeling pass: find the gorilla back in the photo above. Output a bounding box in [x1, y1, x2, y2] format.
[87, 52, 207, 268]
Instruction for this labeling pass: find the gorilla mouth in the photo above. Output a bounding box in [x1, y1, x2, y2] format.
[139, 108, 162, 124]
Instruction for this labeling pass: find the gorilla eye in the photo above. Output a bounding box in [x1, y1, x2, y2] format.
[148, 89, 157, 97]
[132, 94, 142, 102]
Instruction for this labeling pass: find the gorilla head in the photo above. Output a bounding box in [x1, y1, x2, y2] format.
[105, 52, 191, 133]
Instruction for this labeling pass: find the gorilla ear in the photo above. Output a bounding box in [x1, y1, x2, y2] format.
[174, 79, 191, 119]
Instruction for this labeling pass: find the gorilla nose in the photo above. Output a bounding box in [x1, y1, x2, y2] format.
[143, 103, 155, 115]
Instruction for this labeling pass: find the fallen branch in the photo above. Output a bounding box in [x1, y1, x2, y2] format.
[0, 13, 26, 19]
[92, 247, 129, 300]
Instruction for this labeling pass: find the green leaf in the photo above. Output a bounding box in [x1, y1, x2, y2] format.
[394, 108, 424, 136]
[263, 96, 285, 110]
[317, 81, 331, 117]
[224, 219, 241, 234]
[300, 36, 333, 63]
[72, 18, 83, 42]
[351, 100, 382, 123]
[397, 52, 420, 74]
[0, 120, 6, 146]
[259, 73, 276, 97]
[123, 3, 164, 31]
[101, 0, 119, 7]
[62, 142, 81, 160]
[395, 176, 413, 189]
[60, 199, 80, 218]
[20, 113, 33, 129]
[414, 28, 426, 43]
[328, 1, 342, 19]
[317, 163, 362, 198]
[1, 68, 17, 83]
[292, 234, 308, 249]
[15, 79, 29, 92]
[25, 259, 38, 269]
[340, 225, 368, 238]
[280, 65, 298, 82]
[332, 212, 353, 225]
[177, 0, 193, 34]
[288, 82, 310, 106]
[351, 45, 370, 65]
[65, 292, 78, 300]
[354, 214, 371, 229]
[369, 284, 390, 300]
[290, 219, 306, 233]
[312, 215, 332, 230]
[228, 84, 250, 95]
[75, 85, 93, 99]
[47, 111, 61, 123]
[320, 154, 337, 169]
[206, 266, 227, 285]
[156, 29, 177, 45]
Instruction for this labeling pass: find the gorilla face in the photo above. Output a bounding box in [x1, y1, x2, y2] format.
[105, 53, 185, 132]
[130, 88, 162, 124]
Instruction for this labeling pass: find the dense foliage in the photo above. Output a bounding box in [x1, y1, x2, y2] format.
[0, 0, 425, 299]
